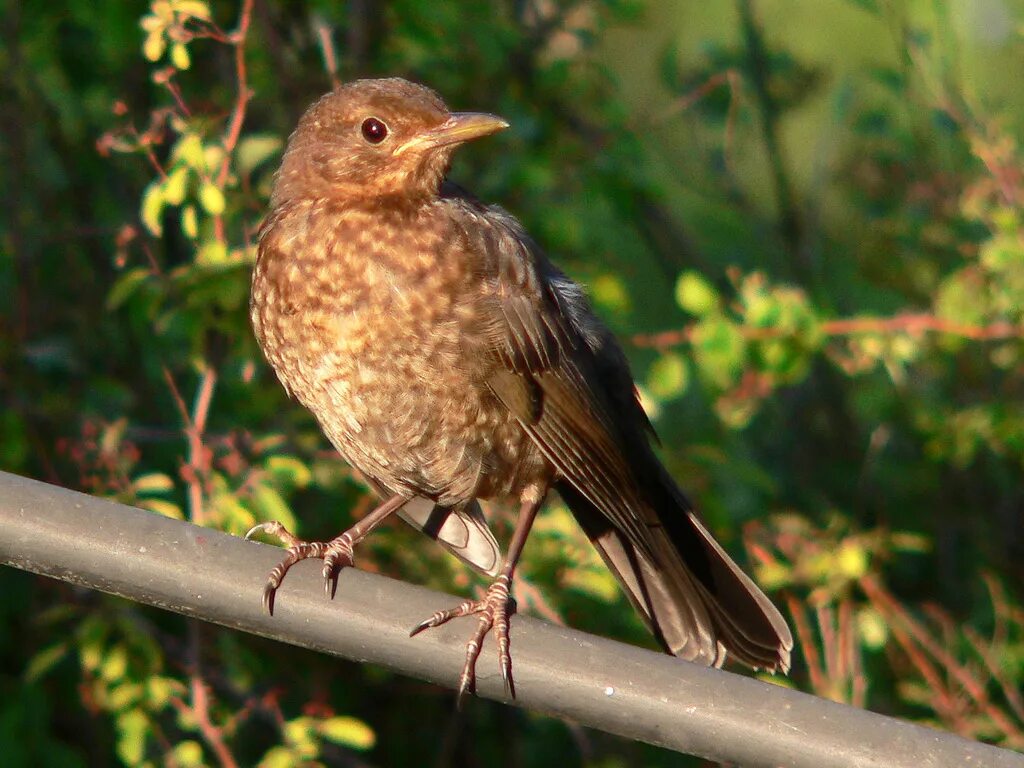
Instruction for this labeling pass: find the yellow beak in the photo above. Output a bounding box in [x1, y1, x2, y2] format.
[394, 112, 509, 156]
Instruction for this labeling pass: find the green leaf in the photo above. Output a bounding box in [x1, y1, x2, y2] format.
[133, 472, 174, 494]
[857, 607, 888, 650]
[589, 273, 631, 314]
[196, 240, 228, 265]
[320, 716, 376, 750]
[108, 682, 143, 712]
[836, 541, 868, 578]
[140, 181, 165, 236]
[181, 205, 199, 238]
[100, 644, 128, 682]
[251, 485, 296, 531]
[25, 642, 68, 682]
[143, 31, 166, 62]
[115, 709, 149, 766]
[199, 183, 226, 216]
[283, 717, 317, 758]
[174, 134, 205, 169]
[259, 746, 298, 768]
[170, 42, 190, 70]
[266, 456, 313, 488]
[646, 352, 689, 400]
[172, 740, 204, 766]
[675, 271, 718, 316]
[107, 267, 152, 310]
[140, 498, 184, 520]
[163, 166, 189, 205]
[236, 134, 284, 175]
[692, 318, 746, 388]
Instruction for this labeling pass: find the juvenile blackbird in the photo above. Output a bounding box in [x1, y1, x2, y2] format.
[249, 77, 792, 700]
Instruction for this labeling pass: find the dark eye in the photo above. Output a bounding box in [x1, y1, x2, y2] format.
[360, 117, 388, 144]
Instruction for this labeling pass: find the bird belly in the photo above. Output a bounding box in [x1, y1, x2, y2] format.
[310, 329, 550, 506]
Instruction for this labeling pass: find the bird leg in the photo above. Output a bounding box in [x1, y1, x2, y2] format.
[410, 497, 541, 704]
[246, 493, 410, 615]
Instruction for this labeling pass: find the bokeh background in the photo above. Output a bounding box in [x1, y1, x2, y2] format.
[2, 0, 1023, 765]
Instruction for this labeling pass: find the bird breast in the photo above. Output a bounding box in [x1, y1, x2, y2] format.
[250, 199, 549, 505]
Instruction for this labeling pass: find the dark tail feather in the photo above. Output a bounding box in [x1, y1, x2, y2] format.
[557, 479, 793, 674]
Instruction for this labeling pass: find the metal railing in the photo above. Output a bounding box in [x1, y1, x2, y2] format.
[0, 470, 1020, 768]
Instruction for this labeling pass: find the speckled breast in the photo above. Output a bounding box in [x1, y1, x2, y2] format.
[250, 199, 549, 506]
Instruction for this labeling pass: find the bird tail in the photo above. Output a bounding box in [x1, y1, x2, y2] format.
[557, 474, 793, 674]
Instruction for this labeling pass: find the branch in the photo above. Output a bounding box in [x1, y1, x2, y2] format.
[632, 312, 1024, 350]
[1, 471, 1019, 768]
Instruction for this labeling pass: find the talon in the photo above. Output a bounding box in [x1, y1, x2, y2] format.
[262, 583, 276, 615]
[245, 521, 273, 541]
[410, 579, 517, 702]
[409, 618, 432, 637]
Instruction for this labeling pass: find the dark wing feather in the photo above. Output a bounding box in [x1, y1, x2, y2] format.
[448, 194, 792, 673]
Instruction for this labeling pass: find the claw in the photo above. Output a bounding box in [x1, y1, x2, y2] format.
[245, 521, 273, 541]
[410, 577, 516, 704]
[262, 583, 276, 616]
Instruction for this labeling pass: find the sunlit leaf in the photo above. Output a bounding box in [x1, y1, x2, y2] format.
[320, 716, 376, 750]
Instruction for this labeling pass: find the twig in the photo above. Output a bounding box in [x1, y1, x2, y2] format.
[632, 312, 1024, 350]
[861, 574, 1024, 743]
[213, 0, 255, 242]
[314, 16, 341, 90]
[162, 364, 218, 525]
[785, 593, 826, 695]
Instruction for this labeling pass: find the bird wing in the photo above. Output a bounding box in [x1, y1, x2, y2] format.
[448, 195, 792, 672]
[450, 198, 659, 557]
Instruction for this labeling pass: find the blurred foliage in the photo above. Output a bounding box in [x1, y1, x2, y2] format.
[1, 0, 1023, 765]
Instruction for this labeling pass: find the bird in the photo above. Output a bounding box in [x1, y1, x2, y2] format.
[248, 77, 792, 702]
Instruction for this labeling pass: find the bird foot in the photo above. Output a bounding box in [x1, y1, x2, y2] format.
[245, 521, 355, 615]
[410, 575, 517, 705]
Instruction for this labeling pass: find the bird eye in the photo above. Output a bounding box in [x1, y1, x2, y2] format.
[360, 117, 389, 144]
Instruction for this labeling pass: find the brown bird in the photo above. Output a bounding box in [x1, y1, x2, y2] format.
[248, 77, 792, 700]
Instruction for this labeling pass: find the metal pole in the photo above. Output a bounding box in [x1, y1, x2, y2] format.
[0, 470, 1019, 768]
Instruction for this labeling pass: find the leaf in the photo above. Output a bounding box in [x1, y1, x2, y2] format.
[589, 273, 630, 314]
[107, 267, 152, 310]
[251, 485, 296, 531]
[857, 607, 889, 650]
[140, 498, 184, 520]
[25, 642, 68, 682]
[836, 541, 868, 578]
[170, 42, 190, 70]
[100, 645, 128, 682]
[143, 31, 166, 62]
[266, 456, 313, 488]
[692, 318, 746, 388]
[140, 181, 165, 236]
[174, 134, 205, 169]
[174, 1, 212, 21]
[163, 166, 189, 205]
[675, 271, 718, 316]
[196, 240, 228, 265]
[107, 682, 143, 712]
[259, 746, 298, 768]
[172, 740, 204, 766]
[236, 134, 284, 175]
[646, 352, 689, 400]
[115, 709, 149, 766]
[181, 205, 199, 238]
[133, 472, 174, 494]
[320, 716, 376, 750]
[199, 183, 226, 215]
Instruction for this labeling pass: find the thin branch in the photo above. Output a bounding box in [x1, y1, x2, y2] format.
[632, 312, 1024, 350]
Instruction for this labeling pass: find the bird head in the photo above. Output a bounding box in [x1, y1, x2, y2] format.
[272, 78, 508, 207]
